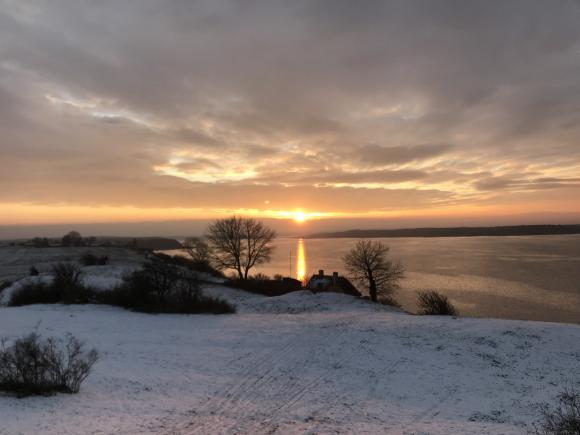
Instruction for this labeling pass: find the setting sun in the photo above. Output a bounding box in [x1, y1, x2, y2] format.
[293, 210, 306, 223]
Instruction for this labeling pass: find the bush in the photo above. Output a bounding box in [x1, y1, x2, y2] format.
[170, 276, 235, 314]
[7, 259, 234, 314]
[9, 263, 94, 306]
[151, 253, 224, 278]
[80, 254, 109, 266]
[51, 263, 92, 304]
[0, 281, 11, 294]
[378, 295, 401, 308]
[229, 277, 302, 297]
[416, 291, 458, 316]
[0, 332, 98, 397]
[536, 387, 580, 434]
[98, 259, 235, 314]
[251, 273, 271, 281]
[51, 263, 81, 288]
[8, 281, 61, 306]
[29, 266, 40, 276]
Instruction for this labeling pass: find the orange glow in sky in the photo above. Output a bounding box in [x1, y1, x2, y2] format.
[2, 3, 580, 233]
[1, 202, 579, 227]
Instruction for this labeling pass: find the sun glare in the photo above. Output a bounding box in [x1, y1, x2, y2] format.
[293, 210, 306, 223]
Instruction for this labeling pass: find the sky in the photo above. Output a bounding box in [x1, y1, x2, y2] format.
[1, 0, 580, 236]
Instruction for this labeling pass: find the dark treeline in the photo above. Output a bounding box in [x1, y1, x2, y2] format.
[307, 224, 580, 239]
[13, 234, 182, 251]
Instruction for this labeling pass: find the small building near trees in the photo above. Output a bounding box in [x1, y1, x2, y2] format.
[305, 270, 361, 297]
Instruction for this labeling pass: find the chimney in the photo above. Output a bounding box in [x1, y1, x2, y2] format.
[332, 272, 338, 286]
[318, 269, 324, 277]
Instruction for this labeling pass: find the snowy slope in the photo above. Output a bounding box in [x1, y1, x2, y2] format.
[0, 247, 145, 283]
[0, 265, 140, 305]
[1, 284, 579, 434]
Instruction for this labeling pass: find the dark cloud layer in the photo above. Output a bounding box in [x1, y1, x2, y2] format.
[1, 0, 580, 224]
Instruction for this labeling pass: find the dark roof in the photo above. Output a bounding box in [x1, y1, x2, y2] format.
[305, 272, 361, 297]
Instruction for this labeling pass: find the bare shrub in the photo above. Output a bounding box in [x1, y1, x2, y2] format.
[51, 263, 91, 304]
[171, 275, 234, 314]
[173, 274, 201, 306]
[251, 273, 271, 281]
[378, 295, 402, 308]
[99, 259, 236, 314]
[416, 291, 458, 316]
[51, 263, 81, 288]
[130, 259, 180, 305]
[182, 237, 213, 264]
[8, 281, 61, 306]
[229, 276, 302, 297]
[536, 387, 580, 434]
[0, 332, 98, 397]
[0, 281, 11, 294]
[151, 253, 224, 278]
[9, 263, 93, 306]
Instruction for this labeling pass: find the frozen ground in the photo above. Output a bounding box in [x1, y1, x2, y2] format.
[0, 246, 145, 283]
[1, 280, 580, 434]
[0, 264, 141, 305]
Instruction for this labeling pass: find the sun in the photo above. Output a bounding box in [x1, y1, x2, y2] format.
[293, 210, 306, 223]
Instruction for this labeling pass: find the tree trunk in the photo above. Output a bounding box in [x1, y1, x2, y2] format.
[369, 276, 378, 302]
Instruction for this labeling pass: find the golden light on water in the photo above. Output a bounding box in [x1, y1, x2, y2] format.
[296, 238, 307, 283]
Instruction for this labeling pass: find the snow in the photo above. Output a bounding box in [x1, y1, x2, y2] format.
[0, 265, 139, 305]
[1, 281, 580, 434]
[80, 264, 140, 290]
[0, 246, 145, 283]
[0, 275, 53, 305]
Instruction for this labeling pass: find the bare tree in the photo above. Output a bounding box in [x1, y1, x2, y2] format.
[206, 216, 276, 280]
[343, 239, 404, 302]
[182, 237, 212, 264]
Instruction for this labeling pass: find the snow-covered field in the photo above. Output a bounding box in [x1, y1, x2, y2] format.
[0, 247, 145, 283]
[1, 278, 580, 434]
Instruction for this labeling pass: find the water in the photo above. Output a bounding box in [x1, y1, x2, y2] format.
[253, 235, 580, 324]
[164, 234, 580, 324]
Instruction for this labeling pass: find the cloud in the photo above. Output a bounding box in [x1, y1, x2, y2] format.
[355, 144, 455, 166]
[174, 159, 223, 172]
[475, 176, 580, 191]
[1, 0, 580, 223]
[250, 168, 428, 186]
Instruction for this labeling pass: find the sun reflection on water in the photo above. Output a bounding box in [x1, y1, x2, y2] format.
[296, 238, 307, 283]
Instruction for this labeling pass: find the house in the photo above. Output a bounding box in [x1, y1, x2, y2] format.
[305, 270, 361, 297]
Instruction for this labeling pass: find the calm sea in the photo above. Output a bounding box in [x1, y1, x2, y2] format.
[170, 234, 580, 324]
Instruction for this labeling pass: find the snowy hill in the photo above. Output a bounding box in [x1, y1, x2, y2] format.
[1, 276, 579, 434]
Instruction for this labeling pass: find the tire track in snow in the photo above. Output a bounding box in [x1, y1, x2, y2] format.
[168, 329, 314, 434]
[248, 324, 375, 434]
[169, 316, 373, 434]
[414, 386, 459, 424]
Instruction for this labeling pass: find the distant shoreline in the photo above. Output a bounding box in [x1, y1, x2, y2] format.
[306, 224, 580, 239]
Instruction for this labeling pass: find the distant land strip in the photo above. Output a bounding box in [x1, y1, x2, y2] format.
[306, 224, 580, 239]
